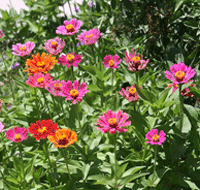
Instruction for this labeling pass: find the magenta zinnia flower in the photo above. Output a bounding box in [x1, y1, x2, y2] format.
[0, 30, 4, 38]
[61, 80, 89, 104]
[146, 129, 166, 145]
[103, 55, 121, 69]
[12, 41, 35, 57]
[56, 18, 82, 35]
[58, 52, 82, 68]
[95, 110, 131, 134]
[168, 82, 195, 98]
[124, 48, 149, 71]
[118, 85, 142, 102]
[26, 73, 52, 88]
[0, 122, 5, 133]
[43, 37, 65, 55]
[165, 62, 196, 84]
[6, 126, 28, 142]
[77, 28, 102, 45]
[46, 79, 66, 97]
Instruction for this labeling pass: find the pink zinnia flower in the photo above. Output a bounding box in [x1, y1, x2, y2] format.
[61, 80, 89, 104]
[95, 110, 131, 134]
[56, 18, 82, 35]
[168, 82, 195, 98]
[0, 30, 4, 38]
[58, 52, 82, 68]
[0, 122, 5, 132]
[26, 73, 52, 88]
[77, 28, 102, 45]
[6, 126, 28, 142]
[118, 85, 142, 102]
[43, 37, 65, 55]
[12, 41, 35, 57]
[103, 55, 121, 69]
[146, 129, 166, 145]
[46, 79, 66, 97]
[124, 48, 149, 71]
[165, 62, 196, 84]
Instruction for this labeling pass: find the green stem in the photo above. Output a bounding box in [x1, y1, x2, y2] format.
[179, 84, 183, 131]
[18, 143, 27, 190]
[71, 66, 74, 81]
[90, 45, 97, 66]
[153, 147, 158, 175]
[34, 88, 40, 118]
[114, 134, 118, 189]
[75, 104, 82, 135]
[41, 90, 52, 118]
[59, 97, 69, 127]
[62, 65, 68, 80]
[61, 148, 72, 181]
[44, 139, 57, 190]
[135, 71, 139, 85]
[51, 95, 61, 118]
[112, 69, 115, 110]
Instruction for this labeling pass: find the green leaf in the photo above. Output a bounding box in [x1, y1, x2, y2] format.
[116, 163, 128, 179]
[121, 172, 149, 185]
[174, 0, 184, 13]
[88, 84, 102, 92]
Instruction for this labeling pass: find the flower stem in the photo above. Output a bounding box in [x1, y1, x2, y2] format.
[61, 148, 72, 181]
[75, 104, 82, 135]
[44, 139, 57, 190]
[34, 88, 40, 118]
[179, 84, 183, 131]
[114, 133, 118, 189]
[153, 147, 158, 175]
[59, 97, 69, 127]
[71, 66, 74, 81]
[62, 65, 68, 80]
[135, 71, 139, 85]
[41, 89, 52, 118]
[18, 143, 27, 190]
[112, 69, 115, 110]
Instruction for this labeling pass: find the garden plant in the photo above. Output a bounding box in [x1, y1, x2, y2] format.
[1, 0, 200, 189]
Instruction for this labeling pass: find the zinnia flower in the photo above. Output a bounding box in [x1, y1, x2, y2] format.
[58, 52, 82, 68]
[56, 18, 82, 35]
[43, 37, 65, 55]
[77, 28, 102, 45]
[12, 41, 35, 57]
[0, 122, 5, 132]
[124, 48, 149, 71]
[95, 110, 131, 134]
[146, 129, 166, 145]
[0, 30, 4, 38]
[26, 73, 52, 88]
[118, 85, 141, 102]
[28, 119, 59, 140]
[48, 128, 77, 148]
[6, 126, 28, 142]
[103, 55, 121, 69]
[24, 53, 57, 75]
[165, 62, 196, 84]
[168, 82, 195, 98]
[61, 80, 89, 104]
[46, 79, 66, 97]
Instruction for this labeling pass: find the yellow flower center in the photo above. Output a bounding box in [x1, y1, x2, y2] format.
[70, 89, 79, 97]
[128, 87, 137, 95]
[37, 61, 45, 67]
[108, 118, 117, 125]
[20, 46, 27, 51]
[109, 60, 115, 66]
[37, 77, 44, 83]
[86, 34, 93, 39]
[54, 83, 62, 89]
[14, 133, 21, 140]
[67, 54, 75, 62]
[152, 134, 159, 142]
[66, 24, 73, 30]
[175, 71, 185, 80]
[51, 41, 58, 46]
[38, 126, 46, 133]
[132, 56, 140, 62]
[57, 132, 66, 140]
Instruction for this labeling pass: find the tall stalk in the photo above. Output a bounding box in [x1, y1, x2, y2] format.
[114, 133, 118, 189]
[179, 84, 183, 131]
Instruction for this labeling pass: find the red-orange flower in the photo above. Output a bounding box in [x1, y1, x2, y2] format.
[24, 53, 57, 75]
[28, 119, 58, 140]
[48, 128, 77, 148]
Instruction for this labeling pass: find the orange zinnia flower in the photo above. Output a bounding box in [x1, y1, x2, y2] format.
[48, 128, 77, 148]
[24, 53, 57, 75]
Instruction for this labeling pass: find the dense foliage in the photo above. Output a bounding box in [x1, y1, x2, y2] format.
[1, 0, 200, 189]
